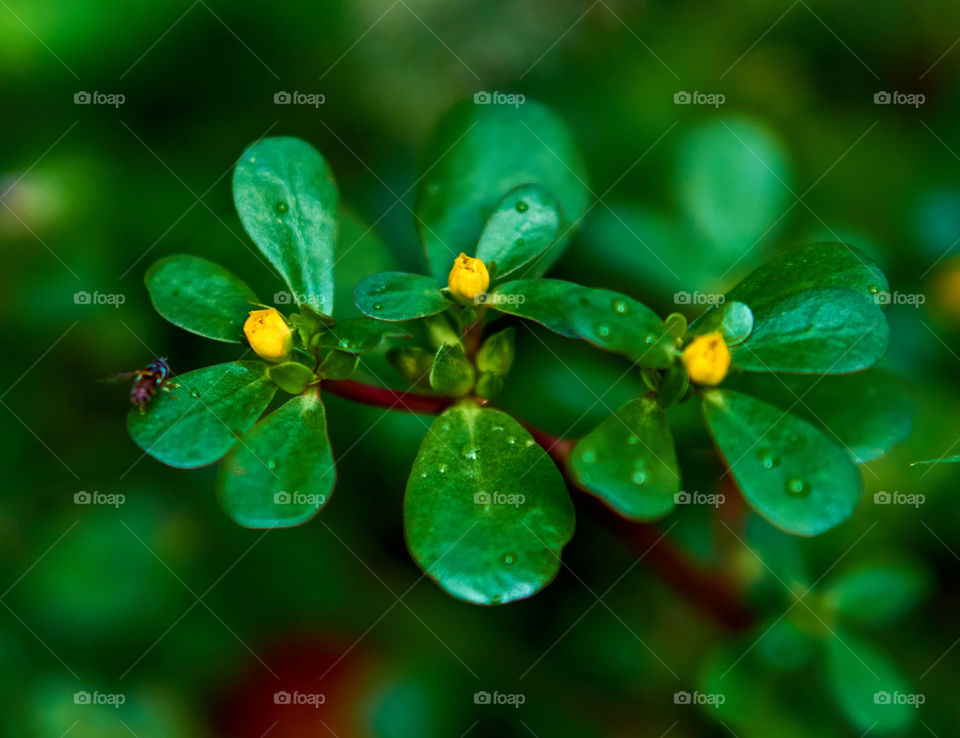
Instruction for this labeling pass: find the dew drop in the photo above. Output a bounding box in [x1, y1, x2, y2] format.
[756, 448, 780, 469]
[786, 478, 810, 497]
[612, 298, 629, 314]
[189, 388, 200, 398]
[483, 504, 491, 512]
[420, 471, 428, 478]
[266, 459, 277, 470]
[633, 471, 647, 484]
[644, 335, 655, 345]
[275, 201, 289, 214]
[524, 439, 535, 447]
[596, 323, 611, 338]
[492, 425, 505, 432]
[515, 238, 525, 248]
[515, 201, 529, 213]
[338, 338, 353, 350]
[503, 552, 517, 565]
[505, 435, 517, 445]
[437, 463, 448, 473]
[461, 445, 479, 460]
[372, 302, 384, 311]
[582, 450, 597, 463]
[627, 435, 639, 445]
[868, 284, 880, 295]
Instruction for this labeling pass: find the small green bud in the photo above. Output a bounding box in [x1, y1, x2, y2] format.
[476, 327, 515, 376]
[429, 344, 476, 397]
[386, 347, 435, 384]
[269, 361, 317, 394]
[475, 371, 503, 399]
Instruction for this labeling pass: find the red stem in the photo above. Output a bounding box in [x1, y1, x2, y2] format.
[322, 378, 752, 630]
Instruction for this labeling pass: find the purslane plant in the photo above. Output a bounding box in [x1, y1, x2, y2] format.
[125, 100, 910, 606]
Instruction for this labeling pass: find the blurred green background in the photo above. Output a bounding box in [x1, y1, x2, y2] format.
[3, 0, 960, 735]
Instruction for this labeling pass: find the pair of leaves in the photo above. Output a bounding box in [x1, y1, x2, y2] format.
[146, 137, 339, 340]
[404, 403, 575, 605]
[490, 279, 676, 368]
[416, 100, 588, 283]
[127, 362, 334, 527]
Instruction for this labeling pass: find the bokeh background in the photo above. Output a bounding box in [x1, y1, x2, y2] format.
[3, 0, 960, 735]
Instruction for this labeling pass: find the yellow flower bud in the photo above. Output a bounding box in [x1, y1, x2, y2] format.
[244, 308, 293, 362]
[682, 332, 731, 386]
[448, 253, 490, 302]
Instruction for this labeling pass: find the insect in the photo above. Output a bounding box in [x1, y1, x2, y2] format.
[100, 357, 179, 414]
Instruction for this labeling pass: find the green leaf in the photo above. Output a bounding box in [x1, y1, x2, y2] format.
[727, 242, 888, 312]
[416, 100, 588, 282]
[570, 396, 680, 521]
[268, 362, 317, 394]
[676, 118, 792, 251]
[312, 317, 412, 354]
[755, 617, 817, 672]
[127, 362, 277, 469]
[476, 327, 515, 376]
[354, 272, 448, 322]
[727, 370, 914, 464]
[493, 279, 675, 368]
[403, 404, 575, 604]
[732, 288, 888, 374]
[475, 184, 561, 279]
[233, 137, 338, 315]
[690, 300, 754, 346]
[429, 344, 475, 397]
[702, 390, 861, 536]
[217, 392, 334, 528]
[826, 632, 916, 734]
[144, 255, 257, 343]
[824, 559, 929, 626]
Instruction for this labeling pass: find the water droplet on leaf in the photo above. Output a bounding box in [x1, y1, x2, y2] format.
[786, 478, 810, 497]
[596, 323, 611, 338]
[275, 201, 289, 214]
[189, 388, 200, 398]
[505, 435, 517, 445]
[612, 298, 629, 314]
[503, 552, 517, 565]
[515, 201, 528, 213]
[372, 302, 383, 311]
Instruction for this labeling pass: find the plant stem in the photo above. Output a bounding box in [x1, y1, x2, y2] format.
[321, 378, 752, 630]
